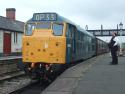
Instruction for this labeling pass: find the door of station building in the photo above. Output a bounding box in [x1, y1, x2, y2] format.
[3, 32, 11, 55]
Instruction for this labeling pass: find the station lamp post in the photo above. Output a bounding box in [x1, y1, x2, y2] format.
[119, 22, 123, 36]
[119, 22, 123, 55]
[85, 25, 88, 30]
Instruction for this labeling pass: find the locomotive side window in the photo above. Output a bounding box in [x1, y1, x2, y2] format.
[53, 23, 63, 36]
[66, 24, 76, 38]
[25, 23, 35, 36]
[66, 25, 71, 38]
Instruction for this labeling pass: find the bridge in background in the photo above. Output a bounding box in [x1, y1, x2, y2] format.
[87, 29, 125, 36]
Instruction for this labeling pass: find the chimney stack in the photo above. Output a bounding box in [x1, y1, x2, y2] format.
[6, 8, 16, 20]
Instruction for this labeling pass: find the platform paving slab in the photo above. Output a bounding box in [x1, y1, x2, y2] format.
[0, 56, 22, 61]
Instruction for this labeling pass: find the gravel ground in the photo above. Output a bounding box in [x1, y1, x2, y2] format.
[0, 76, 32, 94]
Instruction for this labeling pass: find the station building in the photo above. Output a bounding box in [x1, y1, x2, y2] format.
[0, 8, 24, 56]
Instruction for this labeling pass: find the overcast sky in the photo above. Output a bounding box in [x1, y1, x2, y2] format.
[0, 0, 125, 29]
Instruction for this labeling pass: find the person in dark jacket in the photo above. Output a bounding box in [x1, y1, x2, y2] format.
[108, 32, 119, 65]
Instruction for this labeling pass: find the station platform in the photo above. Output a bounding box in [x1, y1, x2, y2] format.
[0, 56, 22, 61]
[41, 53, 125, 94]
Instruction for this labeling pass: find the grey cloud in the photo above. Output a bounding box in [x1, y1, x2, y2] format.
[1, 0, 125, 29]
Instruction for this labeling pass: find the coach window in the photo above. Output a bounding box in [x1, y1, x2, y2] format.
[53, 23, 63, 36]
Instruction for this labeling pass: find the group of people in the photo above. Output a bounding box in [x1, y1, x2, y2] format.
[108, 32, 119, 65]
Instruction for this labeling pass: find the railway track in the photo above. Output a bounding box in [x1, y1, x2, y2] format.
[11, 80, 49, 94]
[0, 58, 50, 94]
[0, 73, 35, 94]
[9, 71, 61, 94]
[0, 58, 93, 94]
[7, 68, 66, 94]
[0, 69, 58, 94]
[0, 58, 22, 75]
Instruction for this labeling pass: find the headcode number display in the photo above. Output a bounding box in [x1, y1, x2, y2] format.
[33, 13, 57, 21]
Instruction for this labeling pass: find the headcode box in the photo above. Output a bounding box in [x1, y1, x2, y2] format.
[32, 13, 57, 21]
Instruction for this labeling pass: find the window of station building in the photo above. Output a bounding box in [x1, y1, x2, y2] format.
[14, 32, 18, 43]
[53, 23, 63, 36]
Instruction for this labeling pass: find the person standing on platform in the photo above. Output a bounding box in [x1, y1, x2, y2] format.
[108, 32, 119, 65]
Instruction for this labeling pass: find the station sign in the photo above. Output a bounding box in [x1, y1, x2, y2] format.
[32, 13, 57, 21]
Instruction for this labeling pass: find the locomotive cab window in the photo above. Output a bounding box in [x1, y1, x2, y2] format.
[36, 22, 51, 29]
[25, 23, 35, 36]
[52, 23, 63, 36]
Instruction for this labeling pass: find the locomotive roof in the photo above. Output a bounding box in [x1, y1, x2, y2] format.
[27, 12, 94, 37]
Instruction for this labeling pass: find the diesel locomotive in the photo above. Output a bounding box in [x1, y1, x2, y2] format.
[22, 13, 108, 80]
